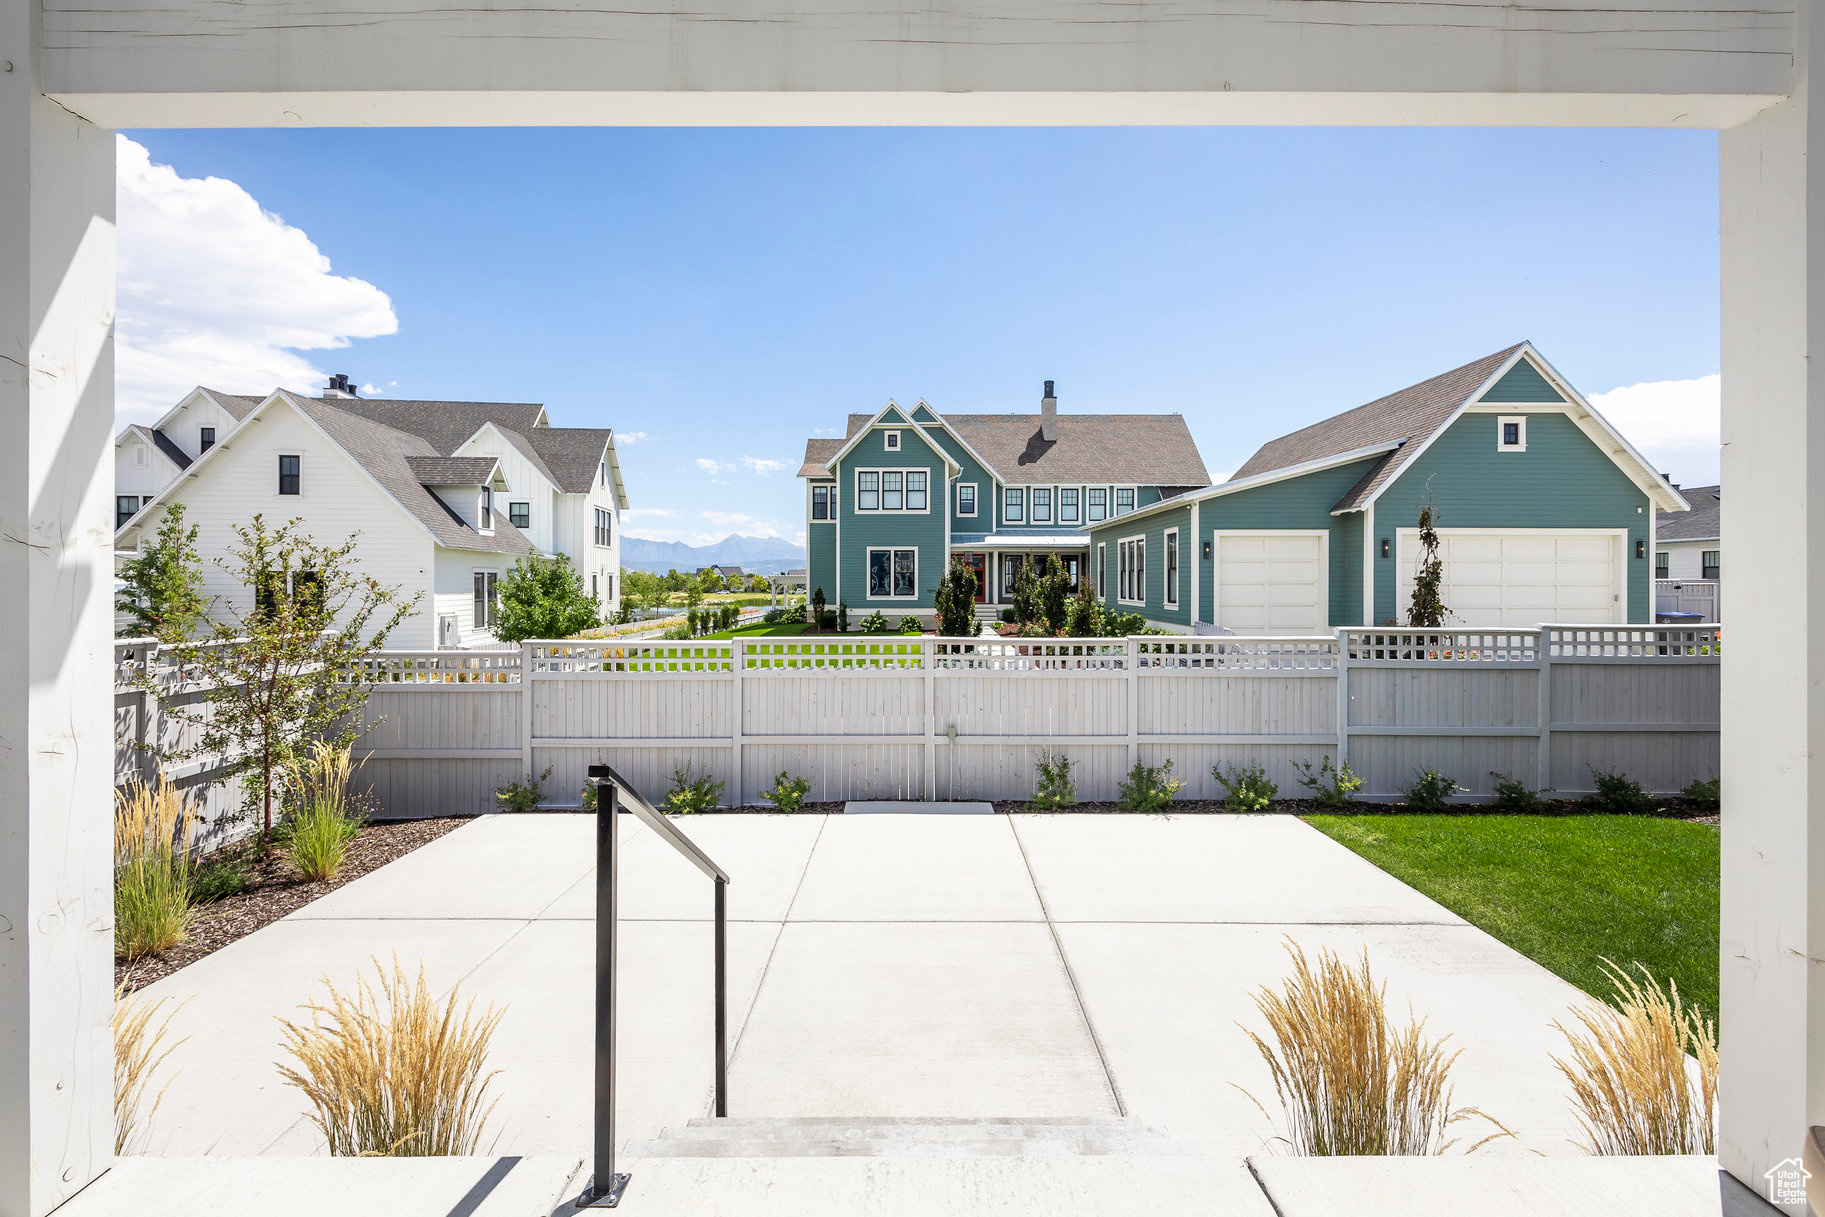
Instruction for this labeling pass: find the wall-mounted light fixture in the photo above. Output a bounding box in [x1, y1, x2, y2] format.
[1202, 540, 1212, 560]
[1635, 539, 1646, 559]
[1380, 539, 1391, 559]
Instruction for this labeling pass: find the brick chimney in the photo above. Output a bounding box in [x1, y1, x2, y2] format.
[1040, 380, 1057, 442]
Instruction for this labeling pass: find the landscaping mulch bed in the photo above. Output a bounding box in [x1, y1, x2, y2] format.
[988, 797, 1721, 821]
[116, 816, 470, 993]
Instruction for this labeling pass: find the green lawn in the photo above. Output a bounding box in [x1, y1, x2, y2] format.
[696, 622, 811, 640]
[1304, 814, 1721, 1018]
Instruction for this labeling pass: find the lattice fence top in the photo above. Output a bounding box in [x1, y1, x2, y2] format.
[742, 637, 926, 671]
[345, 650, 525, 684]
[1545, 624, 1722, 660]
[929, 637, 1129, 671]
[529, 640, 733, 673]
[1133, 636, 1340, 671]
[1342, 628, 1542, 665]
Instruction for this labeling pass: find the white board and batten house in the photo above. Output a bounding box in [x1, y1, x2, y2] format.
[114, 378, 630, 649]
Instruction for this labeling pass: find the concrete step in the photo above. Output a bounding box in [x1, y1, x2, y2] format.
[624, 1115, 1196, 1159]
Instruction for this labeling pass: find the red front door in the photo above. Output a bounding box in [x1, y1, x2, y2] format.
[964, 553, 987, 603]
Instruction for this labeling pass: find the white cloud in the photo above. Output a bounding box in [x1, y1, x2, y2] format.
[701, 511, 756, 527]
[741, 456, 792, 475]
[114, 136, 397, 428]
[696, 458, 726, 474]
[1586, 374, 1721, 486]
[622, 507, 678, 521]
[616, 431, 651, 445]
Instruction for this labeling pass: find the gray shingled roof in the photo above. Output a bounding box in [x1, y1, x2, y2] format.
[197, 389, 266, 421]
[1658, 484, 1719, 541]
[1231, 344, 1525, 511]
[799, 412, 1209, 486]
[524, 426, 614, 495]
[403, 456, 501, 485]
[285, 395, 533, 557]
[331, 397, 548, 460]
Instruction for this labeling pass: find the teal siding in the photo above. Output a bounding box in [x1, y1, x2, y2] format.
[1479, 358, 1564, 403]
[807, 488, 837, 608]
[918, 422, 998, 534]
[1371, 411, 1651, 623]
[834, 410, 946, 612]
[1085, 504, 1193, 626]
[1332, 510, 1363, 626]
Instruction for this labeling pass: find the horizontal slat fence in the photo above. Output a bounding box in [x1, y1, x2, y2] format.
[313, 625, 1720, 812]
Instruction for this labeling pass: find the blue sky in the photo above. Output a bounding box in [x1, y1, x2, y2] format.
[118, 127, 1722, 549]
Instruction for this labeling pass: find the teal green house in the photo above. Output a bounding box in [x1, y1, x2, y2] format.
[1084, 343, 1691, 633]
[798, 383, 1210, 617]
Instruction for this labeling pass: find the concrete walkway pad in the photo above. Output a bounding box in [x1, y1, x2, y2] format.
[845, 801, 994, 814]
[1249, 1154, 1729, 1217]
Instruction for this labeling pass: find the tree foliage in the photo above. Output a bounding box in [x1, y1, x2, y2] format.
[1405, 493, 1452, 628]
[934, 558, 979, 636]
[145, 515, 418, 839]
[494, 553, 600, 643]
[116, 502, 206, 640]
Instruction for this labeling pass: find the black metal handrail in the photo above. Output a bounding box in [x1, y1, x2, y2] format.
[579, 763, 729, 1208]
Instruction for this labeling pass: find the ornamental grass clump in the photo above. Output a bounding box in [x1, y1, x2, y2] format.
[114, 775, 196, 961]
[276, 956, 504, 1157]
[285, 741, 367, 882]
[114, 985, 188, 1154]
[1237, 940, 1512, 1156]
[1551, 960, 1718, 1156]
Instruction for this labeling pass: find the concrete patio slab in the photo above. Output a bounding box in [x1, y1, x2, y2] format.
[726, 920, 1116, 1117]
[1248, 1153, 1727, 1217]
[63, 1156, 584, 1217]
[788, 814, 1043, 921]
[1055, 920, 1595, 1155]
[845, 801, 994, 814]
[540, 813, 827, 922]
[1010, 814, 1467, 925]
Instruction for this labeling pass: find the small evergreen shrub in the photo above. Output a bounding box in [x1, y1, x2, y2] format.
[1214, 762, 1278, 813]
[495, 766, 552, 812]
[1119, 759, 1183, 813]
[759, 771, 813, 812]
[686, 607, 700, 636]
[1584, 768, 1655, 815]
[1105, 611, 1148, 636]
[1488, 772, 1545, 813]
[859, 610, 890, 634]
[1404, 767, 1464, 812]
[721, 604, 738, 630]
[762, 607, 786, 624]
[661, 623, 692, 640]
[1032, 748, 1077, 810]
[899, 615, 922, 634]
[811, 587, 828, 630]
[1292, 756, 1363, 808]
[999, 609, 1017, 624]
[837, 601, 849, 632]
[662, 761, 725, 814]
[1681, 775, 1720, 810]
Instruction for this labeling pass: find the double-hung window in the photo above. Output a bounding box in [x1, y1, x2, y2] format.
[867, 548, 918, 598]
[479, 487, 493, 530]
[1004, 488, 1024, 522]
[510, 501, 530, 529]
[1114, 487, 1135, 515]
[1702, 550, 1721, 580]
[1164, 530, 1180, 607]
[594, 507, 613, 546]
[906, 470, 927, 511]
[199, 426, 216, 454]
[278, 454, 301, 495]
[857, 471, 880, 511]
[882, 471, 904, 510]
[1031, 488, 1052, 523]
[1118, 537, 1146, 605]
[812, 485, 833, 520]
[1059, 488, 1080, 524]
[1655, 551, 1669, 579]
[1088, 488, 1107, 522]
[473, 571, 499, 630]
[956, 483, 977, 517]
[116, 496, 139, 529]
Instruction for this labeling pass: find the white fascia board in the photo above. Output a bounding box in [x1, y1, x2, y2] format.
[910, 399, 1003, 485]
[1354, 346, 1527, 516]
[1517, 346, 1692, 514]
[1078, 441, 1405, 532]
[824, 400, 962, 475]
[457, 421, 554, 495]
[149, 385, 216, 433]
[603, 434, 631, 511]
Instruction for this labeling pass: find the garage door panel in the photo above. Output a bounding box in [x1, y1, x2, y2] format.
[1398, 530, 1620, 627]
[1217, 533, 1325, 635]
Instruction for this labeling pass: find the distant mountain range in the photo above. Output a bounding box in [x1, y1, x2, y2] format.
[620, 534, 806, 576]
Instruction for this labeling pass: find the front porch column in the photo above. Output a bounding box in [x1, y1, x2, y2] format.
[0, 40, 119, 1217]
[1719, 7, 1825, 1206]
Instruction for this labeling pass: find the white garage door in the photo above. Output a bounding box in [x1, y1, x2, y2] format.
[1215, 531, 1328, 635]
[1397, 529, 1621, 627]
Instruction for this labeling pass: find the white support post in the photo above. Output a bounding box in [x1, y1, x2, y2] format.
[923, 638, 936, 800]
[1719, 38, 1825, 1210]
[1126, 636, 1141, 772]
[1334, 628, 1350, 767]
[520, 640, 535, 789]
[1536, 630, 1552, 793]
[730, 639, 744, 807]
[0, 70, 118, 1217]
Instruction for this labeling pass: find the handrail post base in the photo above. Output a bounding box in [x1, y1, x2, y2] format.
[579, 1173, 630, 1208]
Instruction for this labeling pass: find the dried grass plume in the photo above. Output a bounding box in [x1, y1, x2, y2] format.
[114, 983, 188, 1154]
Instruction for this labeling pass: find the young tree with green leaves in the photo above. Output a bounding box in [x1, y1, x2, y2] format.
[933, 558, 979, 636]
[147, 515, 418, 839]
[493, 553, 601, 643]
[115, 502, 206, 640]
[1037, 554, 1072, 633]
[1406, 493, 1452, 628]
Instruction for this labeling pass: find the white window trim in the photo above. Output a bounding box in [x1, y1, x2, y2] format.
[278, 452, 304, 497]
[1210, 529, 1331, 634]
[883, 430, 902, 450]
[1118, 533, 1148, 607]
[1086, 487, 1109, 523]
[1031, 486, 1054, 524]
[1058, 485, 1082, 525]
[472, 568, 500, 631]
[865, 546, 920, 600]
[1095, 541, 1107, 597]
[509, 500, 531, 530]
[1113, 486, 1137, 516]
[478, 487, 495, 535]
[956, 481, 978, 518]
[810, 482, 837, 523]
[1163, 527, 1180, 607]
[1003, 486, 1025, 523]
[852, 467, 931, 514]
[1497, 415, 1528, 452]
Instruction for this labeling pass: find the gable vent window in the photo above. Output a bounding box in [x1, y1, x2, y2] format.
[1497, 416, 1527, 452]
[199, 427, 216, 454]
[884, 430, 901, 451]
[509, 501, 530, 530]
[278, 454, 301, 495]
[133, 444, 147, 467]
[479, 486, 493, 530]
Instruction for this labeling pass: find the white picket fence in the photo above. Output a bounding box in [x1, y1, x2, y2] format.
[326, 625, 1722, 815]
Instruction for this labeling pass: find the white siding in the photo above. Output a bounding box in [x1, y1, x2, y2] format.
[117, 397, 441, 647]
[159, 393, 248, 464]
[453, 424, 561, 554]
[434, 547, 513, 648]
[456, 424, 620, 603]
[1659, 539, 1717, 581]
[113, 435, 181, 503]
